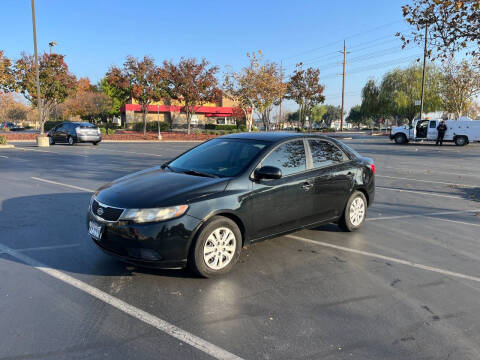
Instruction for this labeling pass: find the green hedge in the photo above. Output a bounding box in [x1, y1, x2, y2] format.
[0, 135, 7, 145]
[131, 122, 171, 132]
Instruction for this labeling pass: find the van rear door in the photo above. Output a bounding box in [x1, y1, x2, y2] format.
[427, 120, 438, 140]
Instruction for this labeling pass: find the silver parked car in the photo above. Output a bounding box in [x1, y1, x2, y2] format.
[48, 122, 102, 145]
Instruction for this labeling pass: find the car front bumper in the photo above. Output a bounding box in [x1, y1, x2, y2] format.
[87, 212, 202, 268]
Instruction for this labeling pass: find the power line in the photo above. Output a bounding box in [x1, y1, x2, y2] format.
[282, 33, 412, 71]
[281, 20, 406, 61]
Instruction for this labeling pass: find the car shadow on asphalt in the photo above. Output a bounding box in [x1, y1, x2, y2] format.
[0, 192, 199, 279]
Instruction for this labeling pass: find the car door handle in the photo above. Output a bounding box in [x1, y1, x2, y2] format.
[302, 181, 313, 191]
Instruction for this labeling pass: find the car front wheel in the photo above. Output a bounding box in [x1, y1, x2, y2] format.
[189, 216, 242, 277]
[49, 136, 55, 145]
[68, 136, 74, 145]
[339, 191, 367, 232]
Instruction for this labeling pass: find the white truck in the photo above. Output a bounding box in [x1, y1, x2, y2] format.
[390, 118, 480, 146]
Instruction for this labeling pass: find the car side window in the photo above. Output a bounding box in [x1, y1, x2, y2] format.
[261, 140, 306, 176]
[309, 139, 348, 168]
[429, 121, 437, 129]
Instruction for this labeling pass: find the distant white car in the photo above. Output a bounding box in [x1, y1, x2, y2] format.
[390, 118, 480, 146]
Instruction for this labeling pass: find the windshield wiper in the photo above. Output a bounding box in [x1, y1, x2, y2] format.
[182, 169, 219, 178]
[161, 163, 175, 172]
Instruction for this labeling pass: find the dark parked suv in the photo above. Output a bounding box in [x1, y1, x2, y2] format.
[48, 121, 101, 145]
[87, 132, 375, 277]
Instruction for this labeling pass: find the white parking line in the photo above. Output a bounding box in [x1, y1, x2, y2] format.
[0, 155, 8, 158]
[0, 243, 79, 254]
[423, 216, 480, 228]
[377, 186, 466, 200]
[286, 234, 480, 283]
[31, 177, 94, 193]
[17, 147, 53, 153]
[0, 242, 244, 360]
[376, 174, 477, 188]
[367, 209, 480, 221]
[382, 166, 480, 179]
[97, 148, 164, 157]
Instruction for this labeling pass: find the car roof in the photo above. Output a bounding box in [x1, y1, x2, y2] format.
[220, 131, 331, 143]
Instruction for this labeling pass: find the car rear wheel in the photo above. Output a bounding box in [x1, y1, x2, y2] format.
[339, 191, 367, 232]
[92, 141, 99, 146]
[68, 136, 74, 145]
[189, 216, 242, 277]
[394, 133, 407, 144]
[454, 136, 468, 146]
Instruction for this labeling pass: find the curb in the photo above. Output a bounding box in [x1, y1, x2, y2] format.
[0, 144, 15, 148]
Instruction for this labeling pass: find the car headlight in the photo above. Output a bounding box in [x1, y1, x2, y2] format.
[119, 205, 188, 223]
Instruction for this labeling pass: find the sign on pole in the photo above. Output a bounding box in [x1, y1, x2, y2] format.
[415, 100, 421, 106]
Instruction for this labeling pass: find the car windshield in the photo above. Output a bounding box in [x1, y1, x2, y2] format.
[169, 138, 268, 177]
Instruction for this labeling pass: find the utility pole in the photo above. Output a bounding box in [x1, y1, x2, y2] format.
[420, 24, 428, 121]
[31, 0, 42, 134]
[278, 60, 283, 131]
[340, 40, 348, 132]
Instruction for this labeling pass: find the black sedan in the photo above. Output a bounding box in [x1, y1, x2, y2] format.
[87, 132, 375, 277]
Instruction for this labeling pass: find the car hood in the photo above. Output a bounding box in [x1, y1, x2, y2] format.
[95, 166, 229, 209]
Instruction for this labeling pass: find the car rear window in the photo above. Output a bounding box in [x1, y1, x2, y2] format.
[78, 123, 97, 129]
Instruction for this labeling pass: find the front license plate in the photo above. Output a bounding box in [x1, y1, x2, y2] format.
[89, 221, 102, 240]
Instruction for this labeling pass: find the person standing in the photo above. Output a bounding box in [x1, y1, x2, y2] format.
[436, 120, 447, 146]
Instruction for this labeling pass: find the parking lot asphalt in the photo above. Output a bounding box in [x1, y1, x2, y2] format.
[1, 136, 479, 360]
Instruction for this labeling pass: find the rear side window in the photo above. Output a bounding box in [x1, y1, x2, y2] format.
[429, 121, 437, 128]
[309, 140, 349, 168]
[261, 140, 306, 176]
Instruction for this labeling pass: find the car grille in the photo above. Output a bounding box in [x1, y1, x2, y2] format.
[91, 199, 124, 222]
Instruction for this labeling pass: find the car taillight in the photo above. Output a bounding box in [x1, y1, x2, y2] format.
[370, 164, 375, 174]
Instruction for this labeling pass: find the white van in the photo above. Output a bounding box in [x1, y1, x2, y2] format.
[390, 118, 480, 146]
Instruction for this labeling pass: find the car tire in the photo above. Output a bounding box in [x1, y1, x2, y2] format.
[394, 133, 407, 144]
[49, 136, 55, 145]
[339, 191, 367, 232]
[68, 136, 74, 145]
[189, 216, 242, 278]
[454, 136, 467, 146]
[92, 141, 99, 146]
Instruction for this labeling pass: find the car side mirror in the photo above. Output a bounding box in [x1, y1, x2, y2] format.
[254, 166, 282, 181]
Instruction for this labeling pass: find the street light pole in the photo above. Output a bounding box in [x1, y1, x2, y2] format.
[420, 24, 428, 121]
[31, 0, 43, 134]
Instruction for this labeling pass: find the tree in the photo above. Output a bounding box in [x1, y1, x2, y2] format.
[360, 64, 443, 125]
[223, 61, 256, 132]
[440, 59, 480, 118]
[311, 105, 328, 125]
[346, 105, 365, 129]
[0, 50, 14, 91]
[398, 0, 480, 59]
[11, 53, 76, 134]
[321, 105, 342, 127]
[379, 64, 443, 123]
[98, 77, 129, 118]
[163, 58, 219, 134]
[106, 56, 167, 136]
[360, 79, 382, 120]
[285, 63, 325, 129]
[63, 79, 113, 123]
